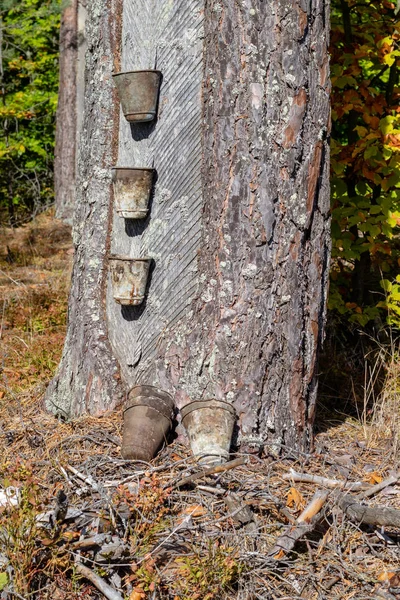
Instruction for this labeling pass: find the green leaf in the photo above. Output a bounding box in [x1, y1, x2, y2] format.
[0, 573, 8, 591]
[380, 279, 393, 292]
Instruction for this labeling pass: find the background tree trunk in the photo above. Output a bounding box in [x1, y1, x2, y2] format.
[47, 0, 331, 452]
[54, 0, 87, 224]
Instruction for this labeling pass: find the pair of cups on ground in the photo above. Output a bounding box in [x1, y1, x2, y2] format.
[122, 385, 236, 466]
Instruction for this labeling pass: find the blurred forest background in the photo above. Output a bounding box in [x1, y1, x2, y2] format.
[0, 0, 399, 418]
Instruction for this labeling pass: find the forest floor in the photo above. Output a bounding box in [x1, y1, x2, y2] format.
[0, 211, 399, 600]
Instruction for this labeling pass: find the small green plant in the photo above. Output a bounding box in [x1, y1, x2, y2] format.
[170, 542, 243, 600]
[0, 465, 45, 594]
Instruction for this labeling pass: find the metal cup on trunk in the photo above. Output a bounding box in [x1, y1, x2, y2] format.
[180, 399, 236, 466]
[122, 385, 175, 461]
[109, 256, 151, 306]
[112, 70, 162, 123]
[111, 167, 155, 219]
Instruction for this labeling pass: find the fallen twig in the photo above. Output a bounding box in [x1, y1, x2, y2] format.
[197, 484, 226, 495]
[71, 534, 106, 550]
[297, 490, 330, 523]
[357, 473, 400, 500]
[268, 490, 329, 559]
[66, 465, 99, 490]
[337, 494, 400, 528]
[283, 469, 366, 490]
[75, 562, 123, 600]
[171, 457, 246, 489]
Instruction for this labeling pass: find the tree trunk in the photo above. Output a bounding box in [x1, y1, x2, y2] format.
[46, 0, 123, 416]
[54, 0, 87, 224]
[47, 0, 331, 452]
[54, 0, 78, 223]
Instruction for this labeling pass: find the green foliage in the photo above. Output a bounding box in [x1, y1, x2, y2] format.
[0, 0, 60, 224]
[330, 0, 400, 328]
[378, 275, 400, 326]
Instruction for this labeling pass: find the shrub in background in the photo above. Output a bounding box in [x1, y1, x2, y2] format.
[0, 0, 60, 225]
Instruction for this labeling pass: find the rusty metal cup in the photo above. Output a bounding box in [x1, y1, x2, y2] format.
[111, 168, 155, 219]
[180, 399, 236, 466]
[112, 70, 161, 123]
[109, 256, 151, 306]
[122, 385, 175, 461]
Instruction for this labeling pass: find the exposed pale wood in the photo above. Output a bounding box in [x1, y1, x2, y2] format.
[107, 0, 204, 387]
[268, 491, 328, 559]
[71, 533, 106, 550]
[297, 490, 329, 523]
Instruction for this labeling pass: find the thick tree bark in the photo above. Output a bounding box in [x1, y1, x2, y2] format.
[46, 0, 124, 416]
[153, 0, 331, 451]
[47, 0, 331, 452]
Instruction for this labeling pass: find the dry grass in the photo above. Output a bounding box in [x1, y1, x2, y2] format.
[369, 346, 400, 458]
[0, 212, 398, 600]
[0, 209, 71, 405]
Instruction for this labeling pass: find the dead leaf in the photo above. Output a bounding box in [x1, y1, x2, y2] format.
[129, 591, 145, 600]
[62, 531, 80, 542]
[40, 537, 54, 547]
[286, 487, 306, 511]
[366, 472, 383, 484]
[316, 528, 333, 557]
[377, 571, 396, 582]
[181, 505, 207, 517]
[273, 549, 285, 560]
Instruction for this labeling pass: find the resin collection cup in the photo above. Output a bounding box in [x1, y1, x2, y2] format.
[180, 399, 236, 466]
[109, 255, 151, 306]
[121, 385, 175, 461]
[111, 167, 155, 219]
[112, 70, 161, 123]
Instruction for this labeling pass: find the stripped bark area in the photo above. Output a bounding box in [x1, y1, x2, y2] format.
[46, 0, 124, 416]
[106, 0, 204, 384]
[153, 0, 331, 451]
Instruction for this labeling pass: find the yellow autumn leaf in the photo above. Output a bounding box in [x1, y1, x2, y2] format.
[380, 116, 395, 135]
[377, 571, 396, 582]
[286, 487, 306, 511]
[129, 591, 145, 600]
[383, 52, 395, 66]
[366, 472, 383, 484]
